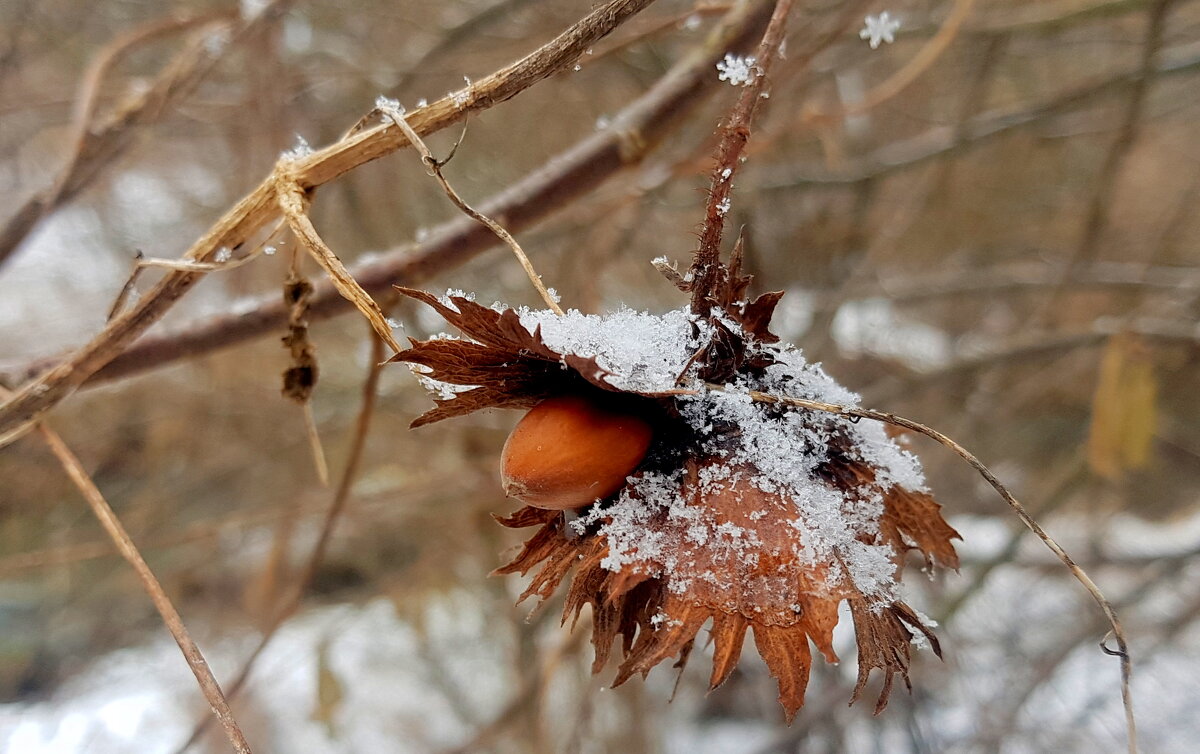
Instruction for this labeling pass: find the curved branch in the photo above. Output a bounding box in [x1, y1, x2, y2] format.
[1, 1, 779, 393]
[0, 0, 663, 447]
[0, 2, 292, 270]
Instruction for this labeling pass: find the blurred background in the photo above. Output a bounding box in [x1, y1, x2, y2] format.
[1, 0, 1198, 751]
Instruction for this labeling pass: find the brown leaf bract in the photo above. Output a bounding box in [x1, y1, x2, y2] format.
[391, 287, 620, 427]
[398, 278, 960, 722]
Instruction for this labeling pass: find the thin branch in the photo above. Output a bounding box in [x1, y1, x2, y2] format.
[0, 0, 662, 447]
[0, 2, 293, 270]
[275, 177, 405, 353]
[690, 0, 794, 313]
[376, 101, 564, 315]
[174, 327, 389, 753]
[802, 0, 978, 126]
[0, 0, 777, 395]
[0, 386, 252, 754]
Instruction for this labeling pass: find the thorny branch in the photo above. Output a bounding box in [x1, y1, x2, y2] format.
[0, 388, 252, 753]
[0, 0, 661, 448]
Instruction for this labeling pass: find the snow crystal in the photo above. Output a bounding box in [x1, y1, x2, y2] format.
[860, 12, 901, 49]
[716, 197, 731, 215]
[280, 134, 313, 161]
[375, 95, 403, 115]
[214, 246, 232, 263]
[716, 53, 758, 86]
[451, 76, 472, 108]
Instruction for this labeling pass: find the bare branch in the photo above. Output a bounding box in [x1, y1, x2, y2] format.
[0, 0, 777, 395]
[0, 384, 253, 754]
[0, 0, 662, 447]
[0, 2, 294, 270]
[376, 101, 564, 315]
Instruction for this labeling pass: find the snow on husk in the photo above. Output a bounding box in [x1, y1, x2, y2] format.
[432, 298, 931, 601]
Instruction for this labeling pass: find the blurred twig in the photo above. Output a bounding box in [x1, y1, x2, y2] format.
[174, 325, 389, 753]
[0, 386, 252, 754]
[0, 0, 776, 395]
[0, 2, 293, 270]
[1039, 0, 1179, 319]
[761, 40, 1200, 189]
[0, 0, 661, 448]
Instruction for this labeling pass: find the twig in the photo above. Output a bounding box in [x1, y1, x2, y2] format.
[0, 0, 660, 447]
[0, 386, 252, 754]
[376, 101, 564, 315]
[0, 0, 776, 395]
[276, 177, 405, 353]
[173, 327, 389, 753]
[729, 387, 1138, 754]
[1038, 0, 1178, 321]
[689, 0, 794, 314]
[803, 0, 978, 125]
[760, 40, 1200, 190]
[0, 2, 292, 270]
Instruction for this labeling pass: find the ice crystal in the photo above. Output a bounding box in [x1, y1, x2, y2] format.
[716, 53, 758, 86]
[860, 12, 901, 49]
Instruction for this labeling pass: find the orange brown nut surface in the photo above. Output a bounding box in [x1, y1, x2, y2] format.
[500, 395, 654, 510]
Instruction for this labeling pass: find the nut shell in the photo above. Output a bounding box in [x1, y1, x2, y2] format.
[501, 395, 654, 510]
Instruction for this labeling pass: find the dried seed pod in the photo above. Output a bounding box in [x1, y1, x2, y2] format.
[501, 395, 653, 510]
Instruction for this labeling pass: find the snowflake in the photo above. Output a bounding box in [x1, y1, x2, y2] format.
[716, 53, 758, 86]
[860, 12, 901, 49]
[279, 134, 313, 162]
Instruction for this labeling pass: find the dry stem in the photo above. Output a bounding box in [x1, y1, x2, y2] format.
[0, 0, 660, 447]
[174, 327, 389, 753]
[0, 0, 775, 395]
[689, 0, 794, 314]
[0, 386, 252, 753]
[376, 101, 564, 315]
[276, 177, 405, 354]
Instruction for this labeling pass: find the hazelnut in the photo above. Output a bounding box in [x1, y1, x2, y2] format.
[501, 394, 653, 510]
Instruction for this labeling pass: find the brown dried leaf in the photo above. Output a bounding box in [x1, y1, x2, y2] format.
[752, 622, 813, 724]
[708, 611, 749, 690]
[849, 600, 934, 714]
[1088, 332, 1158, 479]
[883, 488, 962, 571]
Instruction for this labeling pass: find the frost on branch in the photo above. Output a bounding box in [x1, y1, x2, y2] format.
[391, 252, 960, 721]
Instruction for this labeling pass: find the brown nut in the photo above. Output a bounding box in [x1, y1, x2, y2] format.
[500, 394, 654, 510]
